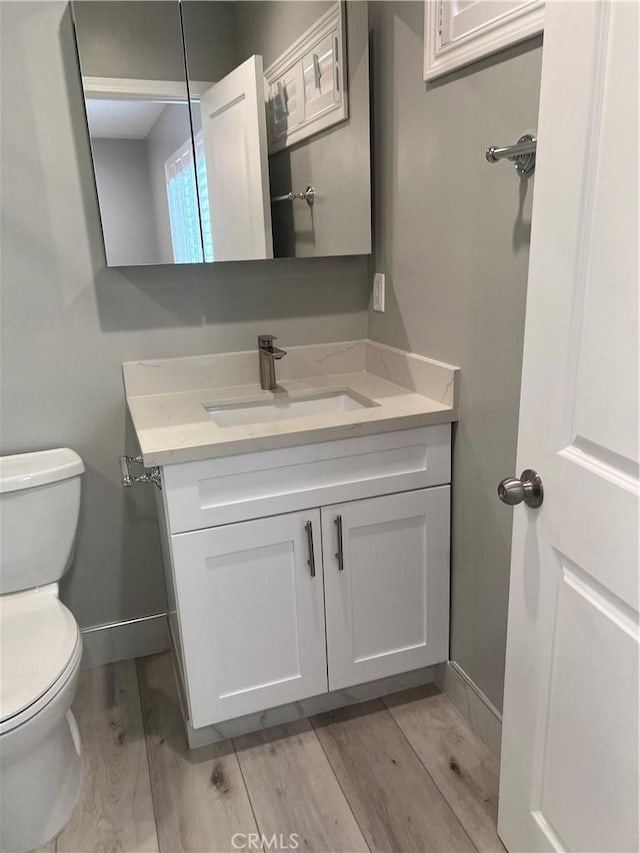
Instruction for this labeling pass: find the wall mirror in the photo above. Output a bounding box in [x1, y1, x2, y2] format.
[72, 1, 371, 267]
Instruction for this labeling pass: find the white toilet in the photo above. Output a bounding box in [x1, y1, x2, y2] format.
[0, 448, 85, 852]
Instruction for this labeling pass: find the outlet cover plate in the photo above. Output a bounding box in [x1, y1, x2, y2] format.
[373, 273, 385, 312]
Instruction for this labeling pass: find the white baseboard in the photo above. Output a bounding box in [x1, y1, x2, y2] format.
[435, 660, 503, 761]
[81, 613, 169, 669]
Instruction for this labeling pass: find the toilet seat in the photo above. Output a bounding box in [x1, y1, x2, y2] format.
[0, 589, 81, 733]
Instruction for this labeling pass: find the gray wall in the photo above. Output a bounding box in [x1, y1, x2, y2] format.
[233, 1, 333, 68]
[0, 1, 368, 632]
[72, 1, 186, 81]
[181, 1, 240, 83]
[91, 138, 159, 266]
[75, 0, 241, 86]
[367, 2, 543, 710]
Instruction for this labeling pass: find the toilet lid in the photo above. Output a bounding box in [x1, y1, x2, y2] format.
[0, 591, 79, 723]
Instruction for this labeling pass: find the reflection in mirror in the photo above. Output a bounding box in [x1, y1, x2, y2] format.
[72, 1, 205, 266]
[72, 1, 371, 267]
[181, 1, 371, 261]
[194, 51, 274, 263]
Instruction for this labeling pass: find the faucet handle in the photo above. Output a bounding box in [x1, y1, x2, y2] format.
[258, 334, 277, 349]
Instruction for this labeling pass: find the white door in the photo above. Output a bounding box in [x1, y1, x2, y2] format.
[498, 3, 639, 852]
[171, 510, 327, 728]
[199, 55, 273, 261]
[322, 488, 450, 690]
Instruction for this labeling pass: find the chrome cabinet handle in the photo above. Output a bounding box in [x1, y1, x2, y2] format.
[498, 469, 543, 508]
[305, 520, 316, 577]
[335, 514, 344, 571]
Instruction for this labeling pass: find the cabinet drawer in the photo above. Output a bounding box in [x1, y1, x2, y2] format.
[162, 424, 451, 533]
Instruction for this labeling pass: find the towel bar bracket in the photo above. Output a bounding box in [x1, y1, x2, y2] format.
[486, 133, 536, 177]
[271, 186, 315, 207]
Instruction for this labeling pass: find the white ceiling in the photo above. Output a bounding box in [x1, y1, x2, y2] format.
[85, 99, 166, 140]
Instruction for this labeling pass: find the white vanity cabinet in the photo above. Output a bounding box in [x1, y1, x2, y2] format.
[157, 424, 452, 735]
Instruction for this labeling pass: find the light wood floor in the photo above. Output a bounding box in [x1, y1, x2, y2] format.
[46, 653, 504, 853]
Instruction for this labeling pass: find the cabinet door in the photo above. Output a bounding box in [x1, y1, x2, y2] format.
[199, 55, 273, 261]
[322, 488, 450, 690]
[171, 510, 327, 728]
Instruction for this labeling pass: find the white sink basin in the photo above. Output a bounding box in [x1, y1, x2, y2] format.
[205, 389, 376, 428]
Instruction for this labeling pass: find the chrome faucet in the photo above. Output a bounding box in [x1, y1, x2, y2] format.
[257, 334, 287, 391]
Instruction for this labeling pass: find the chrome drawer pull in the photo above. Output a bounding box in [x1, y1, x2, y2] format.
[335, 514, 344, 571]
[305, 520, 316, 577]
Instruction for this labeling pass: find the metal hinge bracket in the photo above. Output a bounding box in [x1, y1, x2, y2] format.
[120, 455, 161, 490]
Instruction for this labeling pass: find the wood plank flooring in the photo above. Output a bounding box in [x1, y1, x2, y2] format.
[384, 687, 502, 852]
[137, 653, 259, 852]
[44, 653, 503, 853]
[56, 660, 159, 853]
[234, 720, 368, 852]
[311, 701, 474, 853]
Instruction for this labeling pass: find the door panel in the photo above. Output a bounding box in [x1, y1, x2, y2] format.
[199, 55, 273, 261]
[538, 557, 638, 853]
[322, 488, 450, 690]
[171, 510, 326, 728]
[498, 3, 639, 851]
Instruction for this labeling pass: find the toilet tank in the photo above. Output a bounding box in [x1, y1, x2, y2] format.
[0, 449, 84, 595]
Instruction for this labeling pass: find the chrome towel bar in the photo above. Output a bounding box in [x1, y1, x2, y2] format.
[271, 185, 315, 206]
[486, 133, 536, 177]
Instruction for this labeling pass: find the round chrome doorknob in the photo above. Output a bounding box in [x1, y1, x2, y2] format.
[498, 469, 543, 508]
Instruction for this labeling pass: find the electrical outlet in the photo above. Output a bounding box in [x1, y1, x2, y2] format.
[373, 273, 386, 312]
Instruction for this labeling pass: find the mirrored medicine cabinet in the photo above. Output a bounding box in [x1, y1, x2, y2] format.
[71, 0, 371, 267]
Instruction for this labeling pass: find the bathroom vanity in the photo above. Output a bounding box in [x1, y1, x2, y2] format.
[123, 340, 458, 745]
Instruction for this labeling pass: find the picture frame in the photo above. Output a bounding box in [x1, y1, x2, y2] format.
[424, 0, 544, 81]
[264, 1, 348, 153]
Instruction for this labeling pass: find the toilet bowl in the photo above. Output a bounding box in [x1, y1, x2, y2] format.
[0, 449, 85, 852]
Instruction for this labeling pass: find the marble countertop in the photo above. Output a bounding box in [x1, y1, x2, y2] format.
[124, 340, 459, 466]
